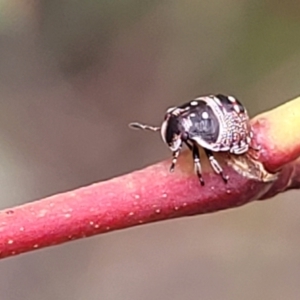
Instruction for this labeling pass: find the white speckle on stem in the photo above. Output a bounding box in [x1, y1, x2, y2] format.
[37, 209, 47, 217]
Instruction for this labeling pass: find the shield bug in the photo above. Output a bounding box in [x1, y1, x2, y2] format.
[129, 94, 259, 185]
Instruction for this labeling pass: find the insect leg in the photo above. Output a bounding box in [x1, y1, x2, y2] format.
[192, 143, 205, 186]
[184, 140, 193, 151]
[204, 149, 229, 183]
[129, 122, 160, 132]
[169, 148, 181, 173]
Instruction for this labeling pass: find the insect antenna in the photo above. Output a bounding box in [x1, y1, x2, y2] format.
[129, 122, 160, 132]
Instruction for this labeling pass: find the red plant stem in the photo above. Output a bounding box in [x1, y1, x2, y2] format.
[251, 96, 300, 172]
[0, 159, 278, 259]
[0, 96, 300, 260]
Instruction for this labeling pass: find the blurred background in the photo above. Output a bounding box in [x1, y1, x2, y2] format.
[0, 1, 300, 299]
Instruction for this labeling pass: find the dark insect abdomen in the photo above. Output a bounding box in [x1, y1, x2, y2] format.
[216, 94, 245, 114]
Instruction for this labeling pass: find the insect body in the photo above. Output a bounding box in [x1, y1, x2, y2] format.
[129, 94, 257, 185]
